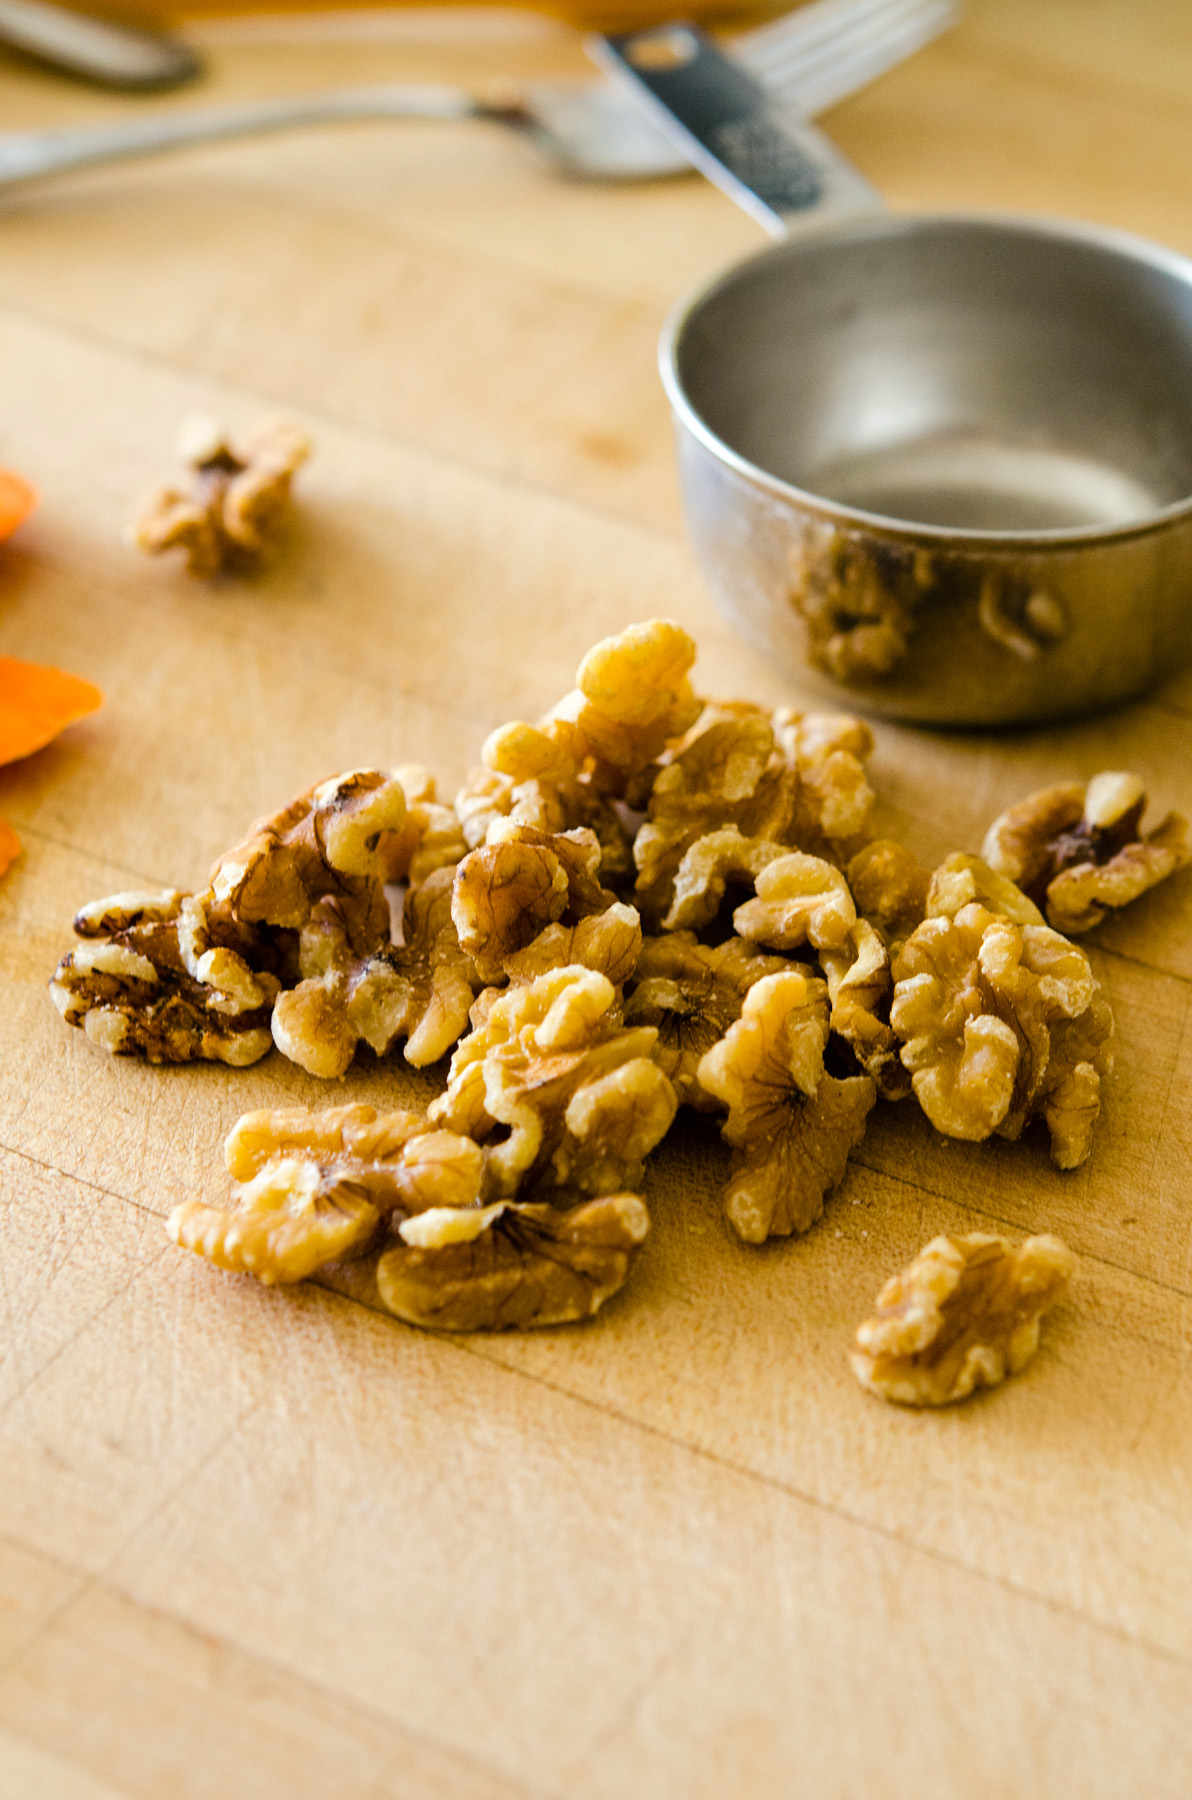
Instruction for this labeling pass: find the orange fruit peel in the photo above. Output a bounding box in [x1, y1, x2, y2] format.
[0, 656, 103, 765]
[0, 469, 37, 541]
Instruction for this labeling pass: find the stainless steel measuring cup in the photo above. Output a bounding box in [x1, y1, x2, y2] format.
[596, 27, 1192, 726]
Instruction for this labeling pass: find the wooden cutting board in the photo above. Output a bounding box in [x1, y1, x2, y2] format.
[1, 5, 1191, 1795]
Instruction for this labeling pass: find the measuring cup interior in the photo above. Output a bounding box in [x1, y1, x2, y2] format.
[672, 215, 1192, 536]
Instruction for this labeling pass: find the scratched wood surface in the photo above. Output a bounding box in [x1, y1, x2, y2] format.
[2, 4, 1192, 1796]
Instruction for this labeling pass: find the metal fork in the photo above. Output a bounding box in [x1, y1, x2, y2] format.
[0, 0, 956, 191]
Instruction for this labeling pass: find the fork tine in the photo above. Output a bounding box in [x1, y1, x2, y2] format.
[764, 2, 957, 117]
[739, 0, 957, 94]
[739, 0, 927, 71]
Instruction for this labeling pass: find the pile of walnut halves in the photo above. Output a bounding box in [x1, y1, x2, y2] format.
[49, 620, 1189, 1337]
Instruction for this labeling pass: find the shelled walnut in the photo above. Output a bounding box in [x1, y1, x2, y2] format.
[384, 765, 468, 891]
[633, 702, 875, 923]
[819, 920, 909, 1100]
[733, 851, 857, 952]
[499, 902, 642, 991]
[851, 1231, 1073, 1405]
[455, 619, 701, 874]
[376, 1191, 650, 1330]
[429, 964, 676, 1202]
[623, 932, 790, 1109]
[451, 824, 615, 984]
[982, 772, 1189, 933]
[169, 1103, 484, 1286]
[926, 851, 1044, 926]
[212, 768, 407, 955]
[50, 888, 284, 1065]
[697, 971, 875, 1243]
[889, 902, 1108, 1164]
[271, 868, 479, 1077]
[845, 839, 928, 953]
[129, 416, 310, 576]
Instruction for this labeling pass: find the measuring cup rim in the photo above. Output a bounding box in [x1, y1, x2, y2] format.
[659, 207, 1192, 549]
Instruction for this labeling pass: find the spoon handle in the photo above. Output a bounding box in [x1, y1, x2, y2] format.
[593, 25, 880, 238]
[0, 85, 477, 189]
[0, 0, 200, 90]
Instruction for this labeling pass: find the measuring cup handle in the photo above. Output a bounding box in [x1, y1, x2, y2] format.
[592, 26, 882, 240]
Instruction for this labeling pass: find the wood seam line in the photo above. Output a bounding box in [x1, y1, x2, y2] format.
[4, 1117, 1187, 1325]
[4, 1136, 1191, 1674]
[0, 1246, 174, 1422]
[435, 1324, 1192, 1678]
[2, 822, 162, 889]
[0, 553, 507, 742]
[0, 1715, 550, 1800]
[0, 1399, 266, 1685]
[0, 293, 683, 547]
[842, 1146, 1192, 1308]
[0, 1547, 556, 1800]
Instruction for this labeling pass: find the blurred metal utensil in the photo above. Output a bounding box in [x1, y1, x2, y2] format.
[0, 0, 199, 90]
[0, 0, 954, 190]
[600, 24, 1192, 725]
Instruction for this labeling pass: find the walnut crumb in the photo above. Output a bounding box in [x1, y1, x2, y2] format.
[851, 1231, 1073, 1405]
[130, 416, 310, 576]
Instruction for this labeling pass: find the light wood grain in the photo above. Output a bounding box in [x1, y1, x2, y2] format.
[2, 4, 1192, 1795]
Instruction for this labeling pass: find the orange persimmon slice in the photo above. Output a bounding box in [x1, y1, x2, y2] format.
[0, 816, 18, 878]
[0, 657, 103, 764]
[0, 469, 37, 540]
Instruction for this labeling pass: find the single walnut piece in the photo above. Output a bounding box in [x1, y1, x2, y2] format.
[663, 828, 790, 933]
[845, 840, 929, 952]
[770, 706, 877, 848]
[451, 825, 615, 984]
[982, 772, 1190, 934]
[271, 867, 479, 1077]
[790, 528, 932, 682]
[130, 416, 310, 576]
[732, 851, 857, 952]
[49, 888, 283, 1066]
[383, 765, 468, 891]
[375, 1191, 650, 1330]
[429, 965, 677, 1202]
[818, 920, 910, 1101]
[623, 932, 790, 1110]
[851, 1231, 1074, 1406]
[926, 852, 1044, 927]
[632, 708, 778, 918]
[633, 702, 876, 923]
[543, 617, 702, 794]
[890, 902, 1109, 1165]
[212, 768, 407, 957]
[1038, 985, 1115, 1172]
[168, 1102, 484, 1286]
[697, 971, 875, 1243]
[500, 902, 642, 990]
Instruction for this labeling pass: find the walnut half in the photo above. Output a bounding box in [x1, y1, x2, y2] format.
[851, 1231, 1073, 1405]
[982, 772, 1189, 934]
[697, 970, 875, 1243]
[376, 1192, 650, 1330]
[168, 1103, 484, 1286]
